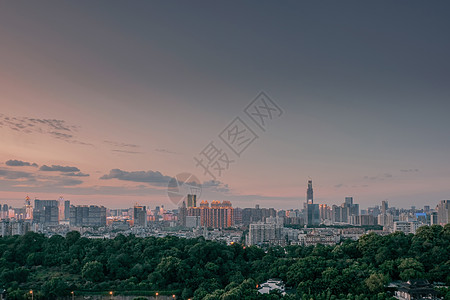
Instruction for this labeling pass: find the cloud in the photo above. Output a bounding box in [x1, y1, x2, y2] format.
[5, 160, 38, 167]
[104, 140, 140, 148]
[27, 118, 75, 131]
[363, 173, 393, 181]
[39, 165, 81, 172]
[400, 169, 420, 173]
[0, 169, 34, 179]
[0, 114, 76, 132]
[112, 149, 143, 154]
[351, 184, 369, 188]
[56, 178, 84, 186]
[155, 148, 177, 154]
[63, 172, 90, 177]
[100, 169, 173, 184]
[0, 114, 91, 146]
[49, 131, 93, 146]
[49, 131, 73, 139]
[202, 180, 230, 193]
[0, 177, 164, 196]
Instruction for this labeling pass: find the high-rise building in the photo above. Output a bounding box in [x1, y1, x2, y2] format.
[178, 201, 187, 226]
[185, 216, 201, 228]
[0, 204, 9, 219]
[430, 212, 439, 225]
[233, 207, 243, 225]
[2, 204, 8, 219]
[64, 200, 70, 220]
[187, 200, 234, 228]
[25, 196, 33, 220]
[394, 221, 420, 234]
[378, 213, 394, 229]
[58, 197, 65, 222]
[381, 201, 388, 215]
[133, 205, 147, 227]
[306, 203, 320, 226]
[56, 197, 71, 222]
[247, 222, 283, 246]
[319, 204, 331, 222]
[69, 205, 106, 227]
[306, 180, 313, 204]
[304, 180, 319, 225]
[242, 205, 276, 225]
[187, 194, 197, 208]
[358, 214, 377, 226]
[33, 199, 59, 226]
[332, 197, 359, 224]
[436, 200, 450, 225]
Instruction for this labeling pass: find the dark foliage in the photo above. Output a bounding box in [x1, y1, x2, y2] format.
[0, 224, 449, 299]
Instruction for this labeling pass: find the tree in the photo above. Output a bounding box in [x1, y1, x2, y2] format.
[365, 273, 387, 293]
[42, 277, 69, 299]
[66, 231, 81, 246]
[82, 261, 104, 282]
[398, 258, 424, 281]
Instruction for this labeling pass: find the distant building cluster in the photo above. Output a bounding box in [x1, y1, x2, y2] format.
[178, 198, 234, 229]
[1, 180, 449, 247]
[244, 180, 450, 247]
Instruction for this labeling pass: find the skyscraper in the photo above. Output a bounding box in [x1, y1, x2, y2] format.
[307, 180, 313, 204]
[133, 205, 147, 227]
[305, 180, 319, 226]
[178, 200, 187, 226]
[33, 199, 59, 226]
[187, 200, 234, 228]
[187, 194, 197, 208]
[69, 205, 107, 227]
[25, 196, 33, 220]
[437, 200, 450, 225]
[57, 196, 70, 222]
[332, 197, 359, 224]
[381, 200, 388, 215]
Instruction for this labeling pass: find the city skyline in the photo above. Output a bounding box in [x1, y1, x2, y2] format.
[1, 1, 450, 209]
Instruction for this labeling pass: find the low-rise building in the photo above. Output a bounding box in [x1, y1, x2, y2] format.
[393, 221, 421, 234]
[394, 280, 439, 300]
[257, 279, 286, 296]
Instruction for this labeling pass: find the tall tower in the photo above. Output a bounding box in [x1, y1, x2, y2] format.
[25, 195, 33, 220]
[306, 180, 313, 204]
[305, 180, 319, 226]
[58, 196, 65, 222]
[381, 200, 388, 215]
[187, 194, 197, 208]
[133, 205, 147, 227]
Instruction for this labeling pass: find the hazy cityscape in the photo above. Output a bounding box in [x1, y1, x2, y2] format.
[2, 180, 450, 247]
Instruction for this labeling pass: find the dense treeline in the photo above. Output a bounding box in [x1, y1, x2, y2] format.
[0, 224, 449, 300]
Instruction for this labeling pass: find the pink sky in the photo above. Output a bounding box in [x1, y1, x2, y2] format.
[1, 1, 450, 210]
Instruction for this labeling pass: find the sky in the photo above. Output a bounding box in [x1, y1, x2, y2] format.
[1, 1, 449, 210]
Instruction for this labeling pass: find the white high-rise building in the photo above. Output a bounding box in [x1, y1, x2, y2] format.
[394, 221, 421, 234]
[247, 222, 283, 246]
[437, 200, 450, 225]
